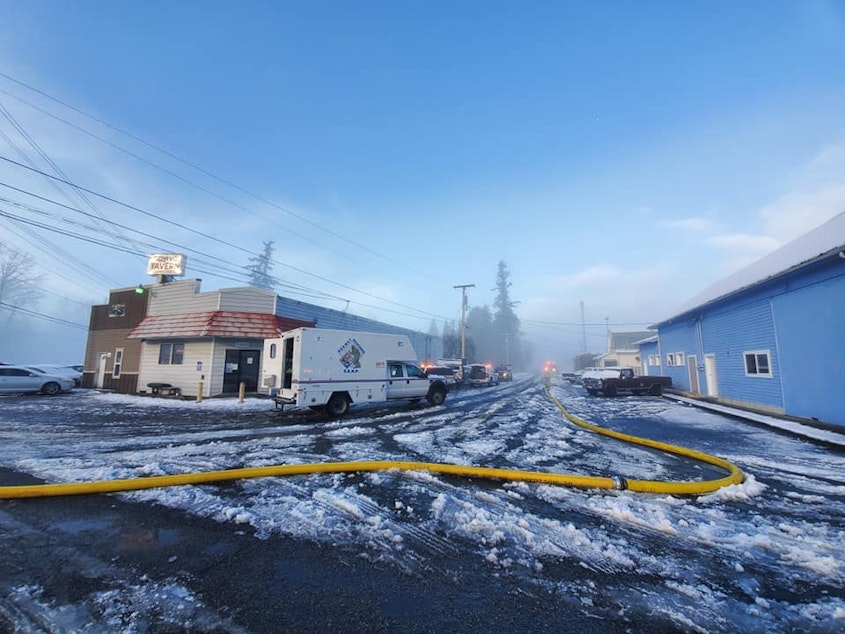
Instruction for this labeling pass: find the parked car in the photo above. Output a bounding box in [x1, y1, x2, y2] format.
[0, 365, 75, 395]
[435, 359, 464, 383]
[494, 365, 512, 381]
[25, 364, 82, 388]
[424, 365, 459, 388]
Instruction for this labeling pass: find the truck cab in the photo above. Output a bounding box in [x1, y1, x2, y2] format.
[387, 361, 434, 399]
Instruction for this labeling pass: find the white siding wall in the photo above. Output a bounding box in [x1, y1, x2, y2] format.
[147, 280, 215, 315]
[218, 287, 275, 313]
[137, 340, 215, 397]
[147, 281, 276, 317]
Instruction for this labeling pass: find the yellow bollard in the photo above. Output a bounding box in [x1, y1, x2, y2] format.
[196, 381, 203, 403]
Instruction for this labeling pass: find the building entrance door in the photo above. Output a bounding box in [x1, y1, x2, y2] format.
[704, 354, 719, 397]
[223, 349, 260, 393]
[687, 355, 699, 394]
[95, 353, 110, 388]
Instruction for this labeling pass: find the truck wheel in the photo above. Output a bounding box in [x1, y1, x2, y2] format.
[603, 384, 617, 397]
[427, 384, 447, 406]
[325, 393, 350, 418]
[649, 384, 663, 396]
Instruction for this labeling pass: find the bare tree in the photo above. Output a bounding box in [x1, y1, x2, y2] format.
[0, 242, 43, 311]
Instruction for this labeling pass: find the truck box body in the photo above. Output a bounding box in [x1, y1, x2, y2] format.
[262, 327, 447, 415]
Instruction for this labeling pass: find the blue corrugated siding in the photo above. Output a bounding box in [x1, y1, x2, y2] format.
[274, 296, 440, 360]
[700, 298, 782, 409]
[654, 253, 844, 426]
[639, 341, 661, 375]
[655, 323, 700, 391]
[772, 273, 845, 425]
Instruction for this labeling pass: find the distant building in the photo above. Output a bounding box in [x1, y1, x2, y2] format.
[83, 278, 439, 398]
[596, 330, 653, 373]
[650, 211, 845, 428]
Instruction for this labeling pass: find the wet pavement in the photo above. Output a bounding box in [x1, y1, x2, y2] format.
[1, 382, 844, 632]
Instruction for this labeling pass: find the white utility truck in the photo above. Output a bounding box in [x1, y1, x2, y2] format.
[262, 327, 449, 417]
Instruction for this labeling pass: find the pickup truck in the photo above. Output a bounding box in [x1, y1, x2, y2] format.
[468, 363, 499, 387]
[582, 367, 672, 397]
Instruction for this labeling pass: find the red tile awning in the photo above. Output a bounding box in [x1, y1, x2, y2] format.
[128, 311, 313, 339]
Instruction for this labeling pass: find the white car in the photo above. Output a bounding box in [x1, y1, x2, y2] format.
[424, 365, 460, 389]
[27, 364, 82, 387]
[0, 365, 75, 395]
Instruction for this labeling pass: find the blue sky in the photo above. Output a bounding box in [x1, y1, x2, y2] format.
[1, 1, 844, 366]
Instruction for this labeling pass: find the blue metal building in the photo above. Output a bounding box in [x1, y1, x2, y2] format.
[650, 211, 845, 428]
[636, 336, 661, 376]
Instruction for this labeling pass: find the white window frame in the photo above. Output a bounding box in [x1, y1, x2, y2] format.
[666, 353, 675, 366]
[113, 347, 124, 378]
[743, 350, 772, 378]
[676, 352, 685, 366]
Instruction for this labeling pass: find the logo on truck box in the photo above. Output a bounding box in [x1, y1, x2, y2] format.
[338, 338, 366, 373]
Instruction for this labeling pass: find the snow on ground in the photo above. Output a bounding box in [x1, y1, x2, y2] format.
[2, 381, 845, 632]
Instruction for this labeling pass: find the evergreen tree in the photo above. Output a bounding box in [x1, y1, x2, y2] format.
[466, 305, 494, 362]
[247, 241, 275, 290]
[441, 320, 462, 359]
[492, 260, 523, 369]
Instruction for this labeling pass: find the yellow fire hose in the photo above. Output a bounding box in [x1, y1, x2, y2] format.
[0, 386, 743, 499]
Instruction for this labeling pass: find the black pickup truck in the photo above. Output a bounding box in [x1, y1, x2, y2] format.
[582, 367, 672, 397]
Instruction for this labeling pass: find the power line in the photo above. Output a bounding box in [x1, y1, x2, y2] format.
[0, 301, 88, 329]
[0, 156, 451, 322]
[0, 74, 436, 282]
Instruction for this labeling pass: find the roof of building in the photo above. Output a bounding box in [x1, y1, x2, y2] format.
[127, 311, 313, 339]
[633, 335, 659, 345]
[610, 331, 653, 350]
[655, 210, 845, 326]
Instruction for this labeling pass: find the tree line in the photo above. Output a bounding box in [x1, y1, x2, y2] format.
[436, 260, 528, 371]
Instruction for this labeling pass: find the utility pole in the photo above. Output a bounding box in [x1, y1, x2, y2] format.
[453, 284, 475, 362]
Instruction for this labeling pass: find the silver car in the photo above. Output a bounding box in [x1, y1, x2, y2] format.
[0, 365, 75, 395]
[26, 364, 82, 387]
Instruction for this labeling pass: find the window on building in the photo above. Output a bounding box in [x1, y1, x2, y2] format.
[744, 350, 772, 377]
[676, 352, 685, 365]
[113, 348, 124, 378]
[158, 343, 185, 365]
[666, 353, 675, 366]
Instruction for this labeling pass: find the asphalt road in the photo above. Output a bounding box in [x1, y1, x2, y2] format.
[1, 380, 843, 633]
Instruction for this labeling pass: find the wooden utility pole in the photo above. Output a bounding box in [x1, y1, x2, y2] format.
[453, 284, 475, 362]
